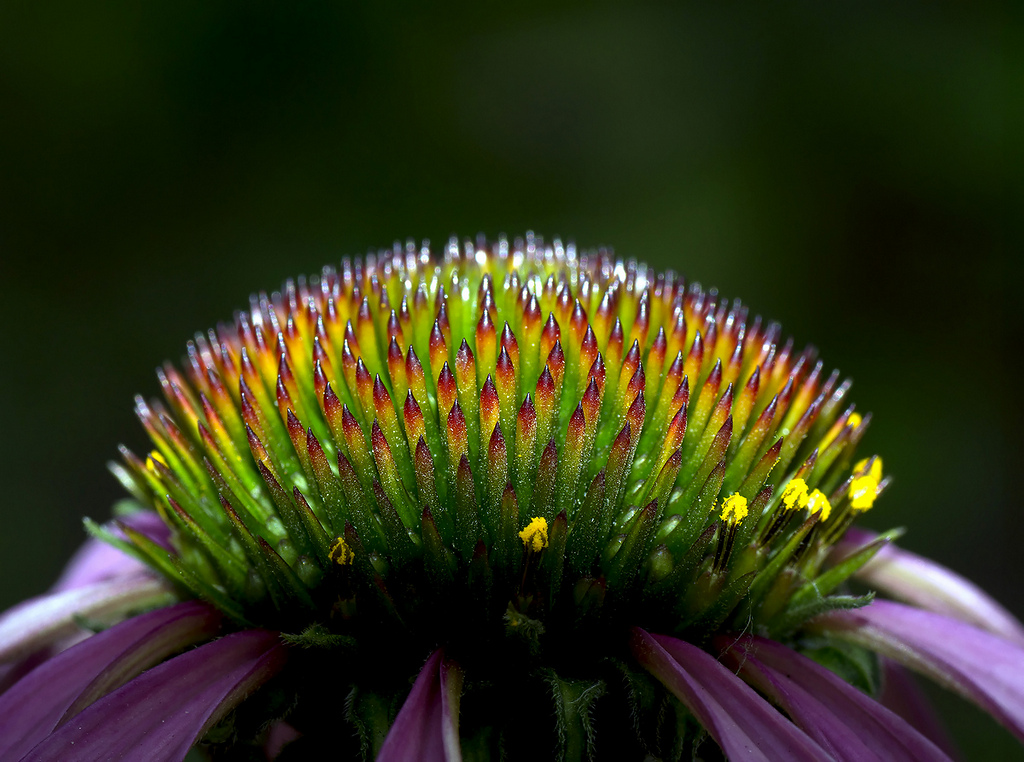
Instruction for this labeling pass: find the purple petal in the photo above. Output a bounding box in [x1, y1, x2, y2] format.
[22, 628, 287, 762]
[836, 528, 1024, 645]
[717, 634, 952, 762]
[0, 649, 54, 695]
[0, 576, 172, 664]
[439, 657, 463, 761]
[378, 649, 464, 762]
[119, 510, 173, 549]
[878, 659, 958, 759]
[0, 602, 221, 761]
[818, 599, 1024, 744]
[53, 512, 171, 593]
[51, 542, 149, 594]
[629, 628, 830, 762]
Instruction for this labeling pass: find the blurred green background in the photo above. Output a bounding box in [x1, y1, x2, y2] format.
[1, 1, 1020, 757]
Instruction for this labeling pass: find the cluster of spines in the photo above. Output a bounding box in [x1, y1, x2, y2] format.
[106, 234, 883, 635]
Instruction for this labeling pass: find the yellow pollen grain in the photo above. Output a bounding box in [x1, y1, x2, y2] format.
[781, 478, 809, 512]
[806, 489, 832, 522]
[720, 493, 749, 525]
[853, 456, 883, 482]
[519, 517, 549, 552]
[847, 412, 863, 429]
[849, 475, 879, 512]
[330, 537, 354, 566]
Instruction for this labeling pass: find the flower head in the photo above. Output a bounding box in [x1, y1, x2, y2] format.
[2, 234, 1023, 761]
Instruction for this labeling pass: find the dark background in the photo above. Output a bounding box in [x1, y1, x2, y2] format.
[1, 2, 1021, 757]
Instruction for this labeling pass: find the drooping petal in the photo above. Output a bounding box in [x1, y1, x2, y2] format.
[835, 528, 1024, 645]
[0, 576, 172, 663]
[717, 634, 951, 762]
[818, 599, 1024, 744]
[51, 543, 149, 594]
[0, 601, 221, 761]
[53, 512, 171, 592]
[22, 628, 287, 762]
[377, 649, 464, 762]
[878, 659, 958, 759]
[0, 650, 52, 695]
[440, 657, 464, 761]
[0, 515, 173, 692]
[629, 628, 830, 762]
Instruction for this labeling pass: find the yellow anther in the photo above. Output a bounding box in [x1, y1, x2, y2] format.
[818, 411, 861, 452]
[329, 537, 354, 566]
[519, 517, 549, 552]
[853, 456, 883, 482]
[720, 493, 749, 525]
[146, 451, 168, 473]
[849, 475, 879, 512]
[780, 478, 810, 512]
[806, 489, 832, 522]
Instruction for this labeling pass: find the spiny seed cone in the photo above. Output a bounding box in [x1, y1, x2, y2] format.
[100, 234, 886, 756]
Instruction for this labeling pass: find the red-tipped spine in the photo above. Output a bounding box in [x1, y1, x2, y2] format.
[340, 404, 375, 489]
[569, 299, 589, 360]
[514, 395, 537, 503]
[386, 309, 405, 349]
[355, 297, 377, 375]
[339, 337, 359, 405]
[405, 346, 434, 449]
[455, 340, 481, 469]
[374, 375, 414, 484]
[686, 358, 722, 445]
[593, 291, 614, 349]
[547, 340, 567, 422]
[534, 366, 557, 452]
[499, 322, 520, 378]
[732, 365, 761, 443]
[414, 437, 443, 534]
[494, 346, 518, 447]
[724, 394, 779, 492]
[484, 423, 509, 541]
[476, 309, 497, 385]
[453, 454, 480, 559]
[306, 428, 346, 535]
[628, 294, 650, 352]
[540, 313, 561, 367]
[533, 438, 559, 522]
[445, 401, 470, 491]
[387, 338, 408, 409]
[602, 422, 633, 539]
[645, 327, 668, 406]
[479, 376, 500, 448]
[436, 362, 457, 435]
[684, 330, 705, 388]
[577, 325, 599, 400]
[354, 358, 374, 423]
[520, 293, 543, 395]
[429, 320, 449, 383]
[371, 420, 416, 528]
[557, 403, 587, 514]
[403, 391, 426, 459]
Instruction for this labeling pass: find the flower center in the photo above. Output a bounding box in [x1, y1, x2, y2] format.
[101, 235, 884, 672]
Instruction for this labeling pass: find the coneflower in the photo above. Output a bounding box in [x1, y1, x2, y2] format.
[1, 234, 1022, 760]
